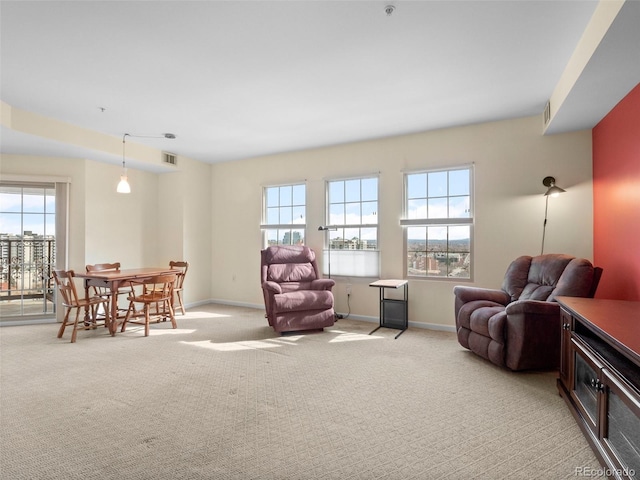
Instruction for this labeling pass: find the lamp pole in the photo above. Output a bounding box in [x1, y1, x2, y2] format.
[318, 226, 337, 278]
[540, 176, 566, 254]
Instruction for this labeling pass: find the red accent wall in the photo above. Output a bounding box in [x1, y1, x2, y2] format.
[592, 82, 640, 300]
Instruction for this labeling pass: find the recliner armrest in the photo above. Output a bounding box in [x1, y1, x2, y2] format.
[505, 299, 559, 316]
[504, 299, 562, 371]
[453, 286, 510, 306]
[262, 281, 282, 294]
[310, 279, 335, 291]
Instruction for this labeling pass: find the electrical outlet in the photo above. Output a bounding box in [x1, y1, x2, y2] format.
[346, 284, 352, 295]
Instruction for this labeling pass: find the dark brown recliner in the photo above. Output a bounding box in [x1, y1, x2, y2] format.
[453, 254, 602, 371]
[261, 245, 336, 333]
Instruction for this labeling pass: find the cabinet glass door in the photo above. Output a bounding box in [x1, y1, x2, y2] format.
[603, 370, 640, 479]
[571, 339, 601, 431]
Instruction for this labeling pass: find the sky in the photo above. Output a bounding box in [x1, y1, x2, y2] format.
[263, 169, 471, 243]
[0, 187, 55, 236]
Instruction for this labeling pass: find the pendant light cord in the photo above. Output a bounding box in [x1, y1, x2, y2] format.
[122, 133, 130, 169]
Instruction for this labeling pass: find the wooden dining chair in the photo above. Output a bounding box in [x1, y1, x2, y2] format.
[85, 262, 128, 318]
[53, 269, 110, 343]
[151, 261, 189, 318]
[169, 261, 188, 315]
[121, 274, 177, 336]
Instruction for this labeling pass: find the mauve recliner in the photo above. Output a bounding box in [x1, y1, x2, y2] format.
[453, 254, 602, 371]
[261, 245, 335, 333]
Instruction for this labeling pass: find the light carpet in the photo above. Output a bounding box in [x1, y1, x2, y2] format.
[0, 303, 599, 479]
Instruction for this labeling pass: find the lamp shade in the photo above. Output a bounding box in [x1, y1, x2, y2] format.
[544, 185, 566, 197]
[117, 172, 131, 194]
[542, 176, 566, 197]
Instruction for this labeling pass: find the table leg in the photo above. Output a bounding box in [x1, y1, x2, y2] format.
[394, 328, 407, 339]
[369, 287, 384, 335]
[108, 280, 119, 336]
[369, 325, 382, 335]
[83, 280, 91, 324]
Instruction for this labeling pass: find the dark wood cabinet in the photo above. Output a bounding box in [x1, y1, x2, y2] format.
[560, 308, 573, 385]
[557, 297, 640, 480]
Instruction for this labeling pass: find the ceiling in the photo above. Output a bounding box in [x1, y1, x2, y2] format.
[1, 1, 639, 169]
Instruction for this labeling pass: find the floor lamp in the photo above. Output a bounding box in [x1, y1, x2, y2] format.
[541, 176, 566, 254]
[318, 226, 342, 320]
[318, 226, 337, 278]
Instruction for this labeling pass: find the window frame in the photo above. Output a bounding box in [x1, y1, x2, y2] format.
[323, 174, 380, 278]
[0, 176, 70, 322]
[260, 182, 307, 247]
[401, 165, 474, 281]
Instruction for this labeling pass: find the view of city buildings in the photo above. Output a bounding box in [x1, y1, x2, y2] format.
[267, 230, 375, 251]
[0, 232, 56, 302]
[407, 238, 470, 277]
[327, 237, 374, 250]
[266, 229, 470, 277]
[1, 183, 56, 316]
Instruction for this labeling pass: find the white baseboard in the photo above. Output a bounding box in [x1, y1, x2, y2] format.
[0, 317, 57, 327]
[205, 299, 264, 310]
[202, 301, 457, 333]
[2, 300, 456, 333]
[336, 313, 455, 333]
[410, 321, 456, 333]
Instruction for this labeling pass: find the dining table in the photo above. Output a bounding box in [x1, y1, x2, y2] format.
[75, 267, 179, 335]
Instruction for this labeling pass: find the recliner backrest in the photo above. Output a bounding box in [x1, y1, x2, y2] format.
[548, 258, 596, 301]
[267, 263, 316, 283]
[502, 254, 595, 302]
[261, 246, 320, 287]
[264, 245, 315, 265]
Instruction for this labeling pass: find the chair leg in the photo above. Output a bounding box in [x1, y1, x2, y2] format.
[88, 305, 98, 329]
[161, 299, 167, 321]
[102, 301, 113, 334]
[57, 308, 71, 338]
[177, 291, 185, 315]
[121, 302, 134, 333]
[155, 301, 163, 322]
[166, 300, 177, 329]
[71, 308, 81, 343]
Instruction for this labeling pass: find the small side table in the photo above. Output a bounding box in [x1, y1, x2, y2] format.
[369, 279, 408, 339]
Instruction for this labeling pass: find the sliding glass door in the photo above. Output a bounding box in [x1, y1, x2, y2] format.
[0, 183, 56, 319]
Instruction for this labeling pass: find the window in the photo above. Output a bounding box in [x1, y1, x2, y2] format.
[402, 166, 473, 279]
[0, 183, 57, 318]
[324, 176, 379, 277]
[261, 183, 306, 246]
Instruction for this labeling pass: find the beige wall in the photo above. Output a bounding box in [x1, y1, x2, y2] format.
[210, 115, 593, 329]
[2, 113, 593, 329]
[1, 155, 88, 272]
[0, 153, 212, 310]
[158, 156, 213, 304]
[84, 160, 159, 268]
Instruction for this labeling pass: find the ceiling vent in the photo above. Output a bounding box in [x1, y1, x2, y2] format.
[543, 101, 551, 126]
[163, 152, 177, 166]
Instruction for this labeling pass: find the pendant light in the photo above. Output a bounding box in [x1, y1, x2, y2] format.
[117, 133, 131, 193]
[116, 133, 176, 193]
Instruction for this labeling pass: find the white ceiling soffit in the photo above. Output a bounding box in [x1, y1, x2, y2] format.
[0, 126, 176, 174]
[544, 0, 640, 134]
[1, 0, 636, 168]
